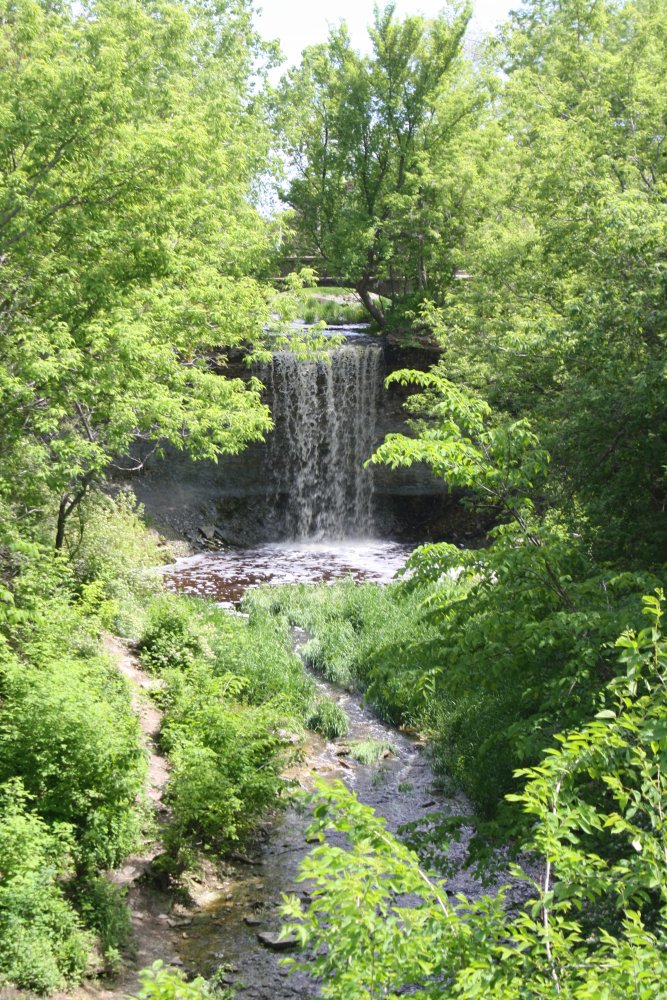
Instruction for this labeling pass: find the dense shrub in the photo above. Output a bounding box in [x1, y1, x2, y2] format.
[162, 663, 299, 849]
[140, 595, 313, 713]
[0, 780, 92, 993]
[0, 654, 145, 869]
[139, 597, 204, 674]
[77, 876, 133, 974]
[0, 502, 158, 988]
[138, 599, 307, 853]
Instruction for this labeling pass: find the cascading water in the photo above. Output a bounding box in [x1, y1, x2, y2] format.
[161, 332, 415, 605]
[261, 338, 383, 539]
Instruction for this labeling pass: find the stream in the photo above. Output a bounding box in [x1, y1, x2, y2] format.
[164, 554, 526, 999]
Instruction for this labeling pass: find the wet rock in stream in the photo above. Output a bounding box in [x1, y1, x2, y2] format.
[256, 931, 299, 952]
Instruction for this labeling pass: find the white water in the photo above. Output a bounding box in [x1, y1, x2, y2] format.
[262, 340, 383, 539]
[164, 539, 413, 606]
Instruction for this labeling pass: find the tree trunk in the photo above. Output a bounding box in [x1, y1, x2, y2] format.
[55, 496, 69, 550]
[418, 234, 427, 290]
[356, 280, 385, 327]
[55, 476, 92, 549]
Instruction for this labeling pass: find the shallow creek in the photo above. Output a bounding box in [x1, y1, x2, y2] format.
[165, 547, 523, 998]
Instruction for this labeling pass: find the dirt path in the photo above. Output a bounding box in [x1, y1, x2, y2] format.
[76, 638, 182, 998]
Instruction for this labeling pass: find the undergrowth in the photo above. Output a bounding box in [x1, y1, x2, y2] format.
[138, 595, 313, 857]
[294, 288, 370, 326]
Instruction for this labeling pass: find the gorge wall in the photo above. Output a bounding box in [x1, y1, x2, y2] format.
[130, 334, 476, 547]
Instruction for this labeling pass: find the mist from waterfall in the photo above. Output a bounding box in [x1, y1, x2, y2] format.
[262, 340, 383, 539]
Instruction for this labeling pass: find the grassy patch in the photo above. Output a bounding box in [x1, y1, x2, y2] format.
[308, 699, 349, 739]
[291, 286, 391, 326]
[348, 739, 396, 765]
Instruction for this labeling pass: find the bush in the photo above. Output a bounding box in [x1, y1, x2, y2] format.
[261, 556, 665, 837]
[138, 596, 309, 856]
[308, 699, 349, 739]
[78, 876, 133, 974]
[139, 597, 204, 674]
[252, 581, 443, 721]
[0, 654, 145, 869]
[165, 688, 296, 849]
[0, 780, 92, 993]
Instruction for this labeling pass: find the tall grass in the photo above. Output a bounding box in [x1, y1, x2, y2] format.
[244, 582, 446, 726]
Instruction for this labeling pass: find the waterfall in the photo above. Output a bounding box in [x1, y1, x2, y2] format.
[262, 340, 383, 539]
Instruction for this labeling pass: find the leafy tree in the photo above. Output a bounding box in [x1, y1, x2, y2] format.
[0, 0, 278, 547]
[429, 0, 667, 561]
[277, 2, 475, 324]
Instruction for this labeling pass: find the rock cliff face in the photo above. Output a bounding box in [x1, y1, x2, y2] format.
[130, 335, 482, 548]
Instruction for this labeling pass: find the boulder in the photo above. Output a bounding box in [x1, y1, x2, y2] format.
[257, 930, 298, 951]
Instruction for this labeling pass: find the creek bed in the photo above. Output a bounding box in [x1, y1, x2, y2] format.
[165, 552, 526, 998]
[171, 638, 476, 998]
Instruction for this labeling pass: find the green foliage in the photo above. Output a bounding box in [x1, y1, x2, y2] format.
[301, 624, 356, 688]
[77, 876, 132, 975]
[138, 595, 307, 853]
[348, 739, 395, 765]
[308, 699, 349, 739]
[165, 699, 293, 850]
[282, 595, 667, 997]
[277, 2, 477, 324]
[427, 0, 667, 561]
[0, 780, 92, 993]
[282, 777, 500, 999]
[132, 961, 212, 1000]
[369, 369, 665, 823]
[220, 599, 313, 711]
[251, 581, 438, 717]
[0, 0, 279, 549]
[160, 658, 298, 849]
[0, 651, 145, 869]
[139, 597, 205, 674]
[141, 591, 313, 710]
[67, 490, 166, 635]
[0, 492, 161, 987]
[294, 289, 369, 326]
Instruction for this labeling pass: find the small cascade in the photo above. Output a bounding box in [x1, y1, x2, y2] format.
[262, 339, 383, 539]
